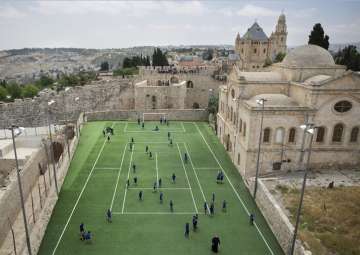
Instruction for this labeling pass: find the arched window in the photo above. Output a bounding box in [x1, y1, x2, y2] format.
[275, 128, 285, 144]
[239, 119, 242, 133]
[230, 107, 233, 121]
[263, 128, 270, 143]
[350, 127, 359, 143]
[316, 126, 325, 142]
[254, 49, 257, 54]
[332, 123, 344, 142]
[288, 128, 296, 143]
[243, 122, 246, 137]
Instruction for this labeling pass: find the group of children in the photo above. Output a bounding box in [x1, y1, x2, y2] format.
[96, 123, 258, 251]
[79, 223, 92, 243]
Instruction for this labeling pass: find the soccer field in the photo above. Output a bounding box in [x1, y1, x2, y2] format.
[38, 121, 284, 255]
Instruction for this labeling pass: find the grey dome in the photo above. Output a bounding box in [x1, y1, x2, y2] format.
[282, 45, 335, 67]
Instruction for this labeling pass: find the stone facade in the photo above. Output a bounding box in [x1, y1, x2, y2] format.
[0, 68, 222, 128]
[217, 45, 360, 178]
[235, 14, 287, 70]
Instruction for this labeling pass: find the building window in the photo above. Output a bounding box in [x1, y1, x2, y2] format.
[275, 128, 285, 144]
[288, 128, 296, 143]
[243, 123, 246, 137]
[254, 49, 257, 54]
[237, 153, 240, 165]
[263, 128, 270, 143]
[332, 123, 344, 142]
[230, 107, 233, 121]
[316, 126, 325, 142]
[334, 100, 352, 113]
[241, 49, 244, 53]
[263, 49, 266, 54]
[219, 127, 221, 136]
[350, 127, 359, 143]
[231, 89, 235, 99]
[239, 119, 242, 133]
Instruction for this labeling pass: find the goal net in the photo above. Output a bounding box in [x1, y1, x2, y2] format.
[142, 113, 168, 122]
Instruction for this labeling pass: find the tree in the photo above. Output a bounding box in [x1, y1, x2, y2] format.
[274, 52, 286, 63]
[35, 75, 54, 88]
[334, 45, 360, 71]
[22, 84, 39, 98]
[308, 23, 330, 50]
[208, 94, 219, 114]
[202, 49, 213, 61]
[100, 61, 109, 71]
[6, 82, 22, 99]
[0, 86, 8, 101]
[152, 48, 169, 66]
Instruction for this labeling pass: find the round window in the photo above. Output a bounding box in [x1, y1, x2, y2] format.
[334, 101, 352, 113]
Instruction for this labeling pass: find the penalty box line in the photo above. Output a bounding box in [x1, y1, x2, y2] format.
[193, 122, 275, 255]
[182, 142, 211, 214]
[121, 144, 135, 214]
[51, 122, 115, 255]
[112, 212, 204, 215]
[176, 143, 199, 214]
[109, 143, 128, 211]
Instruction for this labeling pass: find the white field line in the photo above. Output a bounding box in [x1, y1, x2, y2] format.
[183, 143, 211, 215]
[123, 122, 128, 132]
[113, 212, 203, 215]
[155, 153, 159, 184]
[121, 145, 135, 214]
[128, 142, 169, 144]
[128, 187, 190, 190]
[176, 143, 199, 213]
[124, 130, 184, 133]
[194, 167, 220, 170]
[51, 122, 114, 255]
[181, 122, 186, 132]
[193, 122, 275, 255]
[110, 143, 128, 211]
[95, 167, 119, 170]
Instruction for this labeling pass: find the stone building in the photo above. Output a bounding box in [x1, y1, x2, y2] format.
[217, 44, 360, 178]
[235, 14, 287, 70]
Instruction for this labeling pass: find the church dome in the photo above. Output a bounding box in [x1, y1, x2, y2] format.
[282, 45, 335, 68]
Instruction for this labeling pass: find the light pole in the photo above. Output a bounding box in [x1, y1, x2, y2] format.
[253, 98, 267, 199]
[63, 87, 71, 158]
[74, 97, 80, 136]
[289, 123, 317, 255]
[8, 125, 32, 255]
[47, 99, 59, 195]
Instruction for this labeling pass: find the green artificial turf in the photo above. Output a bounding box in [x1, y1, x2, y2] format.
[38, 121, 284, 255]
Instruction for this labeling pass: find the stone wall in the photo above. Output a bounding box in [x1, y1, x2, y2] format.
[0, 113, 84, 255]
[247, 179, 308, 255]
[0, 79, 134, 128]
[86, 109, 209, 121]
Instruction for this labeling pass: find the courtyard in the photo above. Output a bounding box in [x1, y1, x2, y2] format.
[38, 121, 284, 255]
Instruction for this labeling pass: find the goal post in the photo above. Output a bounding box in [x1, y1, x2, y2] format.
[142, 112, 168, 122]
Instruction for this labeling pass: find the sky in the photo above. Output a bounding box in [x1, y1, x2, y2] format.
[0, 0, 359, 50]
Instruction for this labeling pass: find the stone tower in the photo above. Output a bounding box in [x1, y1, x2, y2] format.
[269, 13, 287, 60]
[234, 13, 287, 70]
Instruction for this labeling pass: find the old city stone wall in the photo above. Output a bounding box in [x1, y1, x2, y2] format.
[0, 79, 134, 128]
[138, 68, 223, 109]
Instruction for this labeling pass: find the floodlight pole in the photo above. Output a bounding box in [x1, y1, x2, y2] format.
[289, 125, 315, 255]
[47, 103, 59, 196]
[10, 126, 32, 255]
[253, 98, 266, 199]
[63, 89, 70, 159]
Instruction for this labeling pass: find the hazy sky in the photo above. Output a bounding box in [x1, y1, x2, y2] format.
[0, 0, 359, 50]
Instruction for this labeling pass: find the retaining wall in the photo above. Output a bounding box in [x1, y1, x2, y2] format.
[247, 179, 309, 255]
